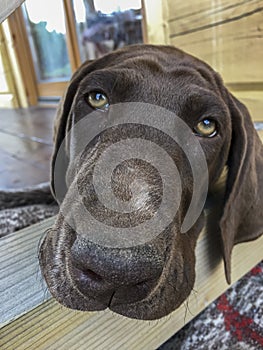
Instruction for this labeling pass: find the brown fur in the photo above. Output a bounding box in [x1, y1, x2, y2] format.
[39, 44, 263, 320]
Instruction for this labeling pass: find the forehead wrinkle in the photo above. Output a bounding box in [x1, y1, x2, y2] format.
[77, 59, 224, 116]
[79, 48, 215, 95]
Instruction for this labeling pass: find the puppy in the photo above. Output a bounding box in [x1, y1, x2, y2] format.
[39, 45, 263, 320]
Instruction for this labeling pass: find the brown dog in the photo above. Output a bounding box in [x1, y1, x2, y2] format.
[39, 44, 263, 320]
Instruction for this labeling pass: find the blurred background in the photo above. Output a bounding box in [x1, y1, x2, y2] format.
[0, 0, 144, 105]
[1, 0, 263, 114]
[0, 0, 263, 188]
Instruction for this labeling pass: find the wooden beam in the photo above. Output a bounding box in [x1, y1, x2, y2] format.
[38, 81, 69, 98]
[143, 0, 169, 45]
[0, 210, 262, 348]
[0, 25, 19, 107]
[63, 0, 82, 72]
[7, 7, 38, 106]
[0, 217, 53, 327]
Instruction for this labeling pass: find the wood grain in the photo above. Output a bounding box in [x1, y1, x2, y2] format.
[0, 217, 53, 327]
[230, 90, 263, 121]
[0, 217, 262, 349]
[144, 0, 263, 121]
[7, 7, 39, 105]
[0, 107, 54, 188]
[143, 0, 169, 44]
[167, 0, 263, 84]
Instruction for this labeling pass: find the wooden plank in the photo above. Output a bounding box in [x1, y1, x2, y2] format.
[1, 20, 28, 108]
[7, 7, 39, 106]
[229, 90, 263, 121]
[0, 25, 19, 108]
[143, 0, 169, 44]
[144, 0, 263, 122]
[0, 217, 54, 326]
[38, 81, 69, 98]
[258, 129, 263, 139]
[167, 0, 263, 84]
[0, 133, 262, 348]
[0, 219, 262, 349]
[63, 0, 82, 72]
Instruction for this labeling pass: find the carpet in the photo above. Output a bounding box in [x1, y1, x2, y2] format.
[159, 262, 263, 349]
[0, 183, 58, 237]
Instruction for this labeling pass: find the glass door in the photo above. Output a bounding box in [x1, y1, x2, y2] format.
[22, 0, 72, 98]
[7, 0, 145, 103]
[72, 0, 143, 62]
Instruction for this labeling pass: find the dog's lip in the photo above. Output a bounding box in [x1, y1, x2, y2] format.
[109, 279, 157, 306]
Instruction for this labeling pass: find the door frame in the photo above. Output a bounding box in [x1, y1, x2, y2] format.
[7, 0, 85, 103]
[7, 6, 39, 105]
[7, 0, 147, 105]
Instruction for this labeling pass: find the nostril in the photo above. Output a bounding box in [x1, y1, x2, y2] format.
[70, 263, 115, 297]
[83, 268, 103, 282]
[73, 265, 103, 282]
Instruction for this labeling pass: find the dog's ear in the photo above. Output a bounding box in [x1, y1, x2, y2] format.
[50, 60, 96, 202]
[50, 49, 133, 202]
[220, 92, 263, 283]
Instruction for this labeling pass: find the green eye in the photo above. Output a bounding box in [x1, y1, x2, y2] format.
[86, 91, 109, 110]
[194, 119, 217, 137]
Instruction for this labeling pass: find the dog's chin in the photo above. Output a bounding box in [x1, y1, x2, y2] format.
[40, 232, 194, 320]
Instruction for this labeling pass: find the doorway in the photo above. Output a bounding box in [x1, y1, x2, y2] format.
[8, 0, 144, 104]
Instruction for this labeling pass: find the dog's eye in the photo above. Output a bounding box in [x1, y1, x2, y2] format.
[86, 91, 109, 110]
[194, 119, 217, 137]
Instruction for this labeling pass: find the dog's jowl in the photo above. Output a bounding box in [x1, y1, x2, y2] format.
[39, 44, 263, 320]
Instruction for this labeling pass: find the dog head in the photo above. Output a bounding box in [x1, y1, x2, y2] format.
[39, 45, 263, 320]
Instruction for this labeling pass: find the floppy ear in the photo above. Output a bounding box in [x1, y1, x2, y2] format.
[50, 49, 133, 202]
[50, 60, 95, 202]
[220, 92, 263, 283]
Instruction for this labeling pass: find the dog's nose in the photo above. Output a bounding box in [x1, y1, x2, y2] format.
[70, 237, 164, 287]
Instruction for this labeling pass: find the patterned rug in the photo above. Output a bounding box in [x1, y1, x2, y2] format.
[0, 183, 58, 238]
[159, 262, 263, 350]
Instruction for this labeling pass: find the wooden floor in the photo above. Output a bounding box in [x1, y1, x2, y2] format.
[0, 107, 56, 189]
